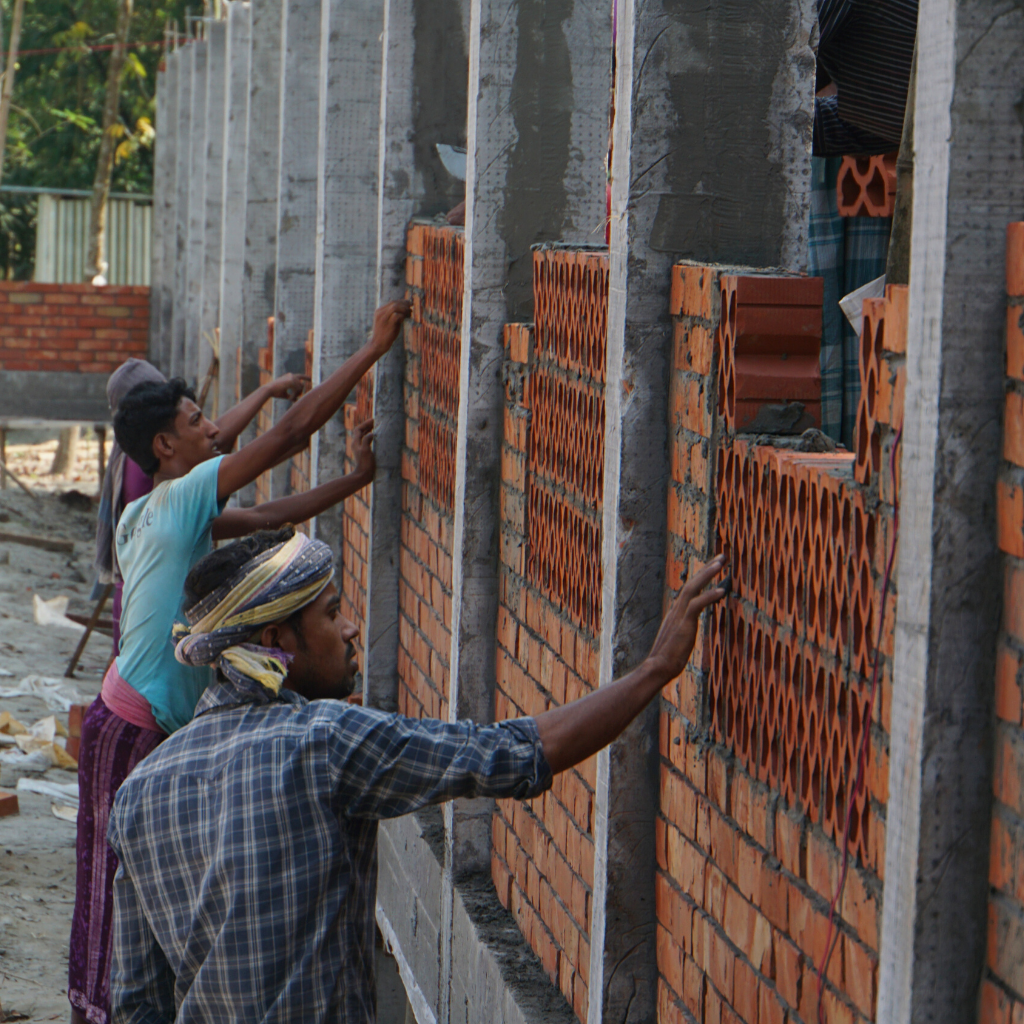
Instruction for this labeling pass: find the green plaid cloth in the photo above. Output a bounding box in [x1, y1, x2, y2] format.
[809, 156, 891, 448]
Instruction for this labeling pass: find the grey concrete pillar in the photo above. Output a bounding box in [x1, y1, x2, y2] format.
[877, 0, 1024, 1019]
[236, 0, 283, 497]
[217, 1, 251, 418]
[154, 52, 178, 376]
[200, 21, 227, 414]
[308, 0, 383, 546]
[184, 38, 209, 387]
[362, 0, 470, 718]
[149, 64, 167, 368]
[170, 43, 194, 378]
[591, 1, 815, 1021]
[270, 0, 322, 496]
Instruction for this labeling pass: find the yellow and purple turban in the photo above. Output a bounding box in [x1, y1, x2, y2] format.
[174, 531, 334, 693]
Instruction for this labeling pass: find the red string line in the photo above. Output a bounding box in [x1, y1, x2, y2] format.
[815, 421, 902, 1023]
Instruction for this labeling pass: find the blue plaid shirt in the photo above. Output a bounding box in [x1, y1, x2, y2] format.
[107, 675, 552, 1024]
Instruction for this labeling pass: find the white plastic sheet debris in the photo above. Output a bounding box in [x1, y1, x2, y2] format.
[16, 777, 79, 802]
[51, 804, 77, 822]
[0, 749, 52, 771]
[33, 594, 86, 634]
[839, 273, 886, 338]
[0, 675, 87, 711]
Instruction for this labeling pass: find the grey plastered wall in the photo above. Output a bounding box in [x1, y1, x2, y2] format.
[200, 22, 227, 412]
[170, 44, 194, 378]
[237, 0, 283, 497]
[362, 0, 470, 721]
[154, 54, 178, 375]
[590, 1, 815, 1021]
[271, 0, 322, 497]
[184, 39, 209, 387]
[217, 1, 251, 418]
[309, 0, 383, 552]
[149, 65, 167, 368]
[877, 0, 1024, 1019]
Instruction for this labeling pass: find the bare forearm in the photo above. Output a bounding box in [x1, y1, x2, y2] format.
[211, 470, 372, 540]
[534, 659, 670, 775]
[214, 384, 271, 449]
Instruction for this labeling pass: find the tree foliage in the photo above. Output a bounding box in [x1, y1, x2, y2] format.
[0, 0, 188, 276]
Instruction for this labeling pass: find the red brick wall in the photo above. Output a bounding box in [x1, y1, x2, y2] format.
[0, 282, 148, 372]
[396, 223, 461, 721]
[339, 374, 374, 672]
[491, 248, 608, 1022]
[657, 263, 906, 1024]
[981, 222, 1024, 1022]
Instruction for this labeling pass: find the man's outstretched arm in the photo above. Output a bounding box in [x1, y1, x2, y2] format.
[534, 555, 728, 774]
[211, 420, 375, 540]
[213, 372, 310, 452]
[215, 300, 410, 501]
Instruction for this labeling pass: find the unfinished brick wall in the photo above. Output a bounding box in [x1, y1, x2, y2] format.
[339, 374, 374, 672]
[982, 222, 1024, 1022]
[0, 282, 148, 372]
[491, 247, 607, 1022]
[657, 263, 906, 1024]
[395, 222, 461, 721]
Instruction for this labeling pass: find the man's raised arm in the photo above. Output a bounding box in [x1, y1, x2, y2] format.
[215, 300, 410, 501]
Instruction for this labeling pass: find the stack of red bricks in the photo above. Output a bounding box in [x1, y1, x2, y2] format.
[982, 223, 1024, 1022]
[0, 282, 149, 373]
[490, 246, 608, 1022]
[393, 222, 461, 722]
[835, 154, 897, 218]
[339, 373, 375, 672]
[659, 262, 900, 1024]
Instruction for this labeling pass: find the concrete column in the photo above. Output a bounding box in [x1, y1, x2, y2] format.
[154, 53, 178, 376]
[877, 0, 1024, 1019]
[270, 0, 321, 496]
[592, 2, 815, 1021]
[170, 43, 194, 378]
[308, 0, 383, 545]
[149, 64, 168, 368]
[217, 1, 251, 417]
[184, 38, 209, 387]
[361, 0, 470, 719]
[236, 0, 283, 491]
[200, 21, 227, 414]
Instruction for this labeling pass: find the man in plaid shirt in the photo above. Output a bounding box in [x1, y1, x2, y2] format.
[108, 528, 726, 1023]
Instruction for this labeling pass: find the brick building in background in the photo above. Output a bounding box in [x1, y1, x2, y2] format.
[145, 0, 1021, 1022]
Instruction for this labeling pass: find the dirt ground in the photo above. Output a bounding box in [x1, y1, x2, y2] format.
[0, 437, 412, 1024]
[0, 442, 108, 1023]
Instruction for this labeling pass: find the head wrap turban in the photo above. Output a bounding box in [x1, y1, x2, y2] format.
[174, 531, 334, 693]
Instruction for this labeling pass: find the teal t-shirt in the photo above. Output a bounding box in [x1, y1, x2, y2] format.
[115, 456, 225, 734]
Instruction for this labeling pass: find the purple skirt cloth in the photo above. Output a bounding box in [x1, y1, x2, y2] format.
[68, 695, 164, 1024]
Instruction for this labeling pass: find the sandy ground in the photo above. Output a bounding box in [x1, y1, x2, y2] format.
[0, 441, 412, 1024]
[0, 470, 108, 1023]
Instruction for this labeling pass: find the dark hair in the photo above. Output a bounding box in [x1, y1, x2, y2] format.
[113, 378, 196, 475]
[183, 527, 307, 645]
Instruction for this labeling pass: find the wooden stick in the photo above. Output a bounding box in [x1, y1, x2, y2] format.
[0, 530, 74, 553]
[0, 454, 37, 499]
[65, 583, 113, 678]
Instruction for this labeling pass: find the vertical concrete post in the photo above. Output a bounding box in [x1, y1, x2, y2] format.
[154, 53, 178, 375]
[362, 0, 470, 720]
[184, 38, 209, 386]
[236, 0, 283, 485]
[149, 64, 167, 367]
[217, 1, 251, 418]
[877, 0, 1024, 1019]
[270, 0, 321, 496]
[592, 1, 815, 1021]
[170, 43, 194, 378]
[309, 0, 383, 549]
[200, 21, 227, 413]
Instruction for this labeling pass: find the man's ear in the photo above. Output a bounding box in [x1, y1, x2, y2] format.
[261, 622, 298, 653]
[152, 431, 176, 462]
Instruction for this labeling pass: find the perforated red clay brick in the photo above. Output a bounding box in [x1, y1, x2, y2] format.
[836, 153, 897, 218]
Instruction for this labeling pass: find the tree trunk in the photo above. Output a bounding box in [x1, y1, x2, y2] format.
[0, 0, 27, 187]
[50, 426, 80, 476]
[86, 0, 134, 282]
